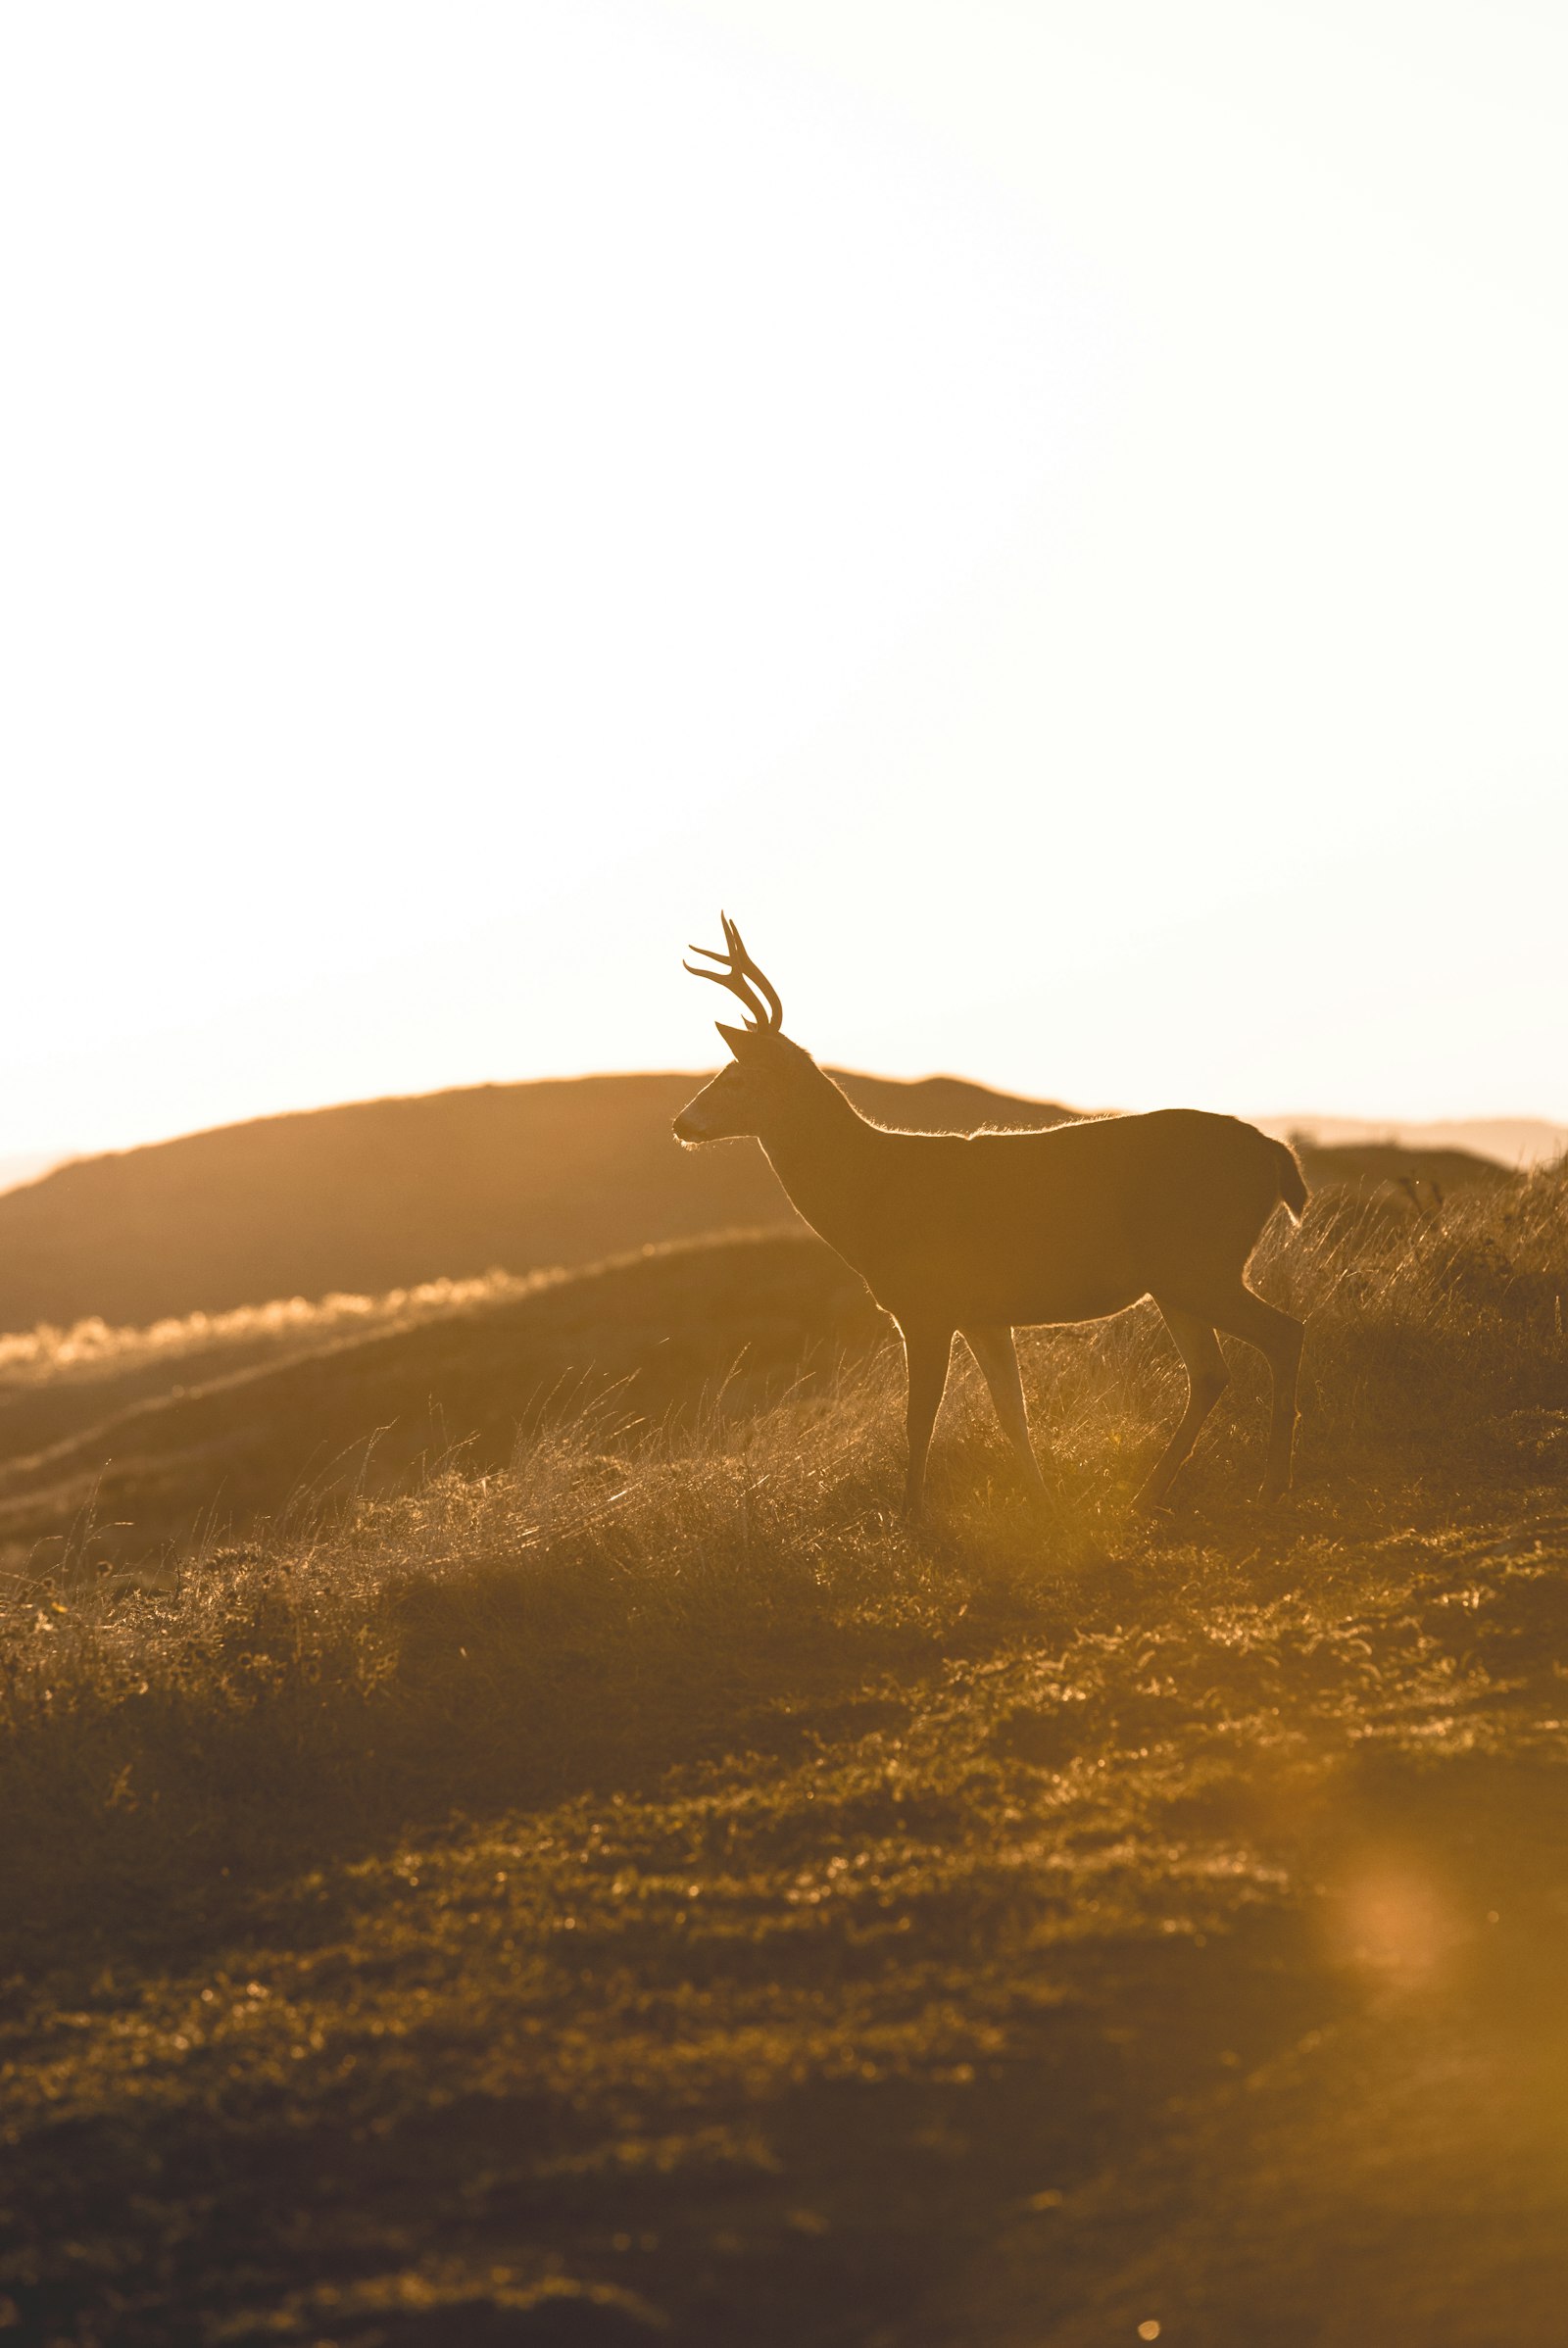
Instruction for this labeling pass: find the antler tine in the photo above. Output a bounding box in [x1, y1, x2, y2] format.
[717, 911, 784, 1031]
[682, 930, 768, 1026]
[680, 911, 783, 1031]
[682, 956, 768, 1021]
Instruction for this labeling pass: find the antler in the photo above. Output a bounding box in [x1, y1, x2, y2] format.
[683, 911, 784, 1032]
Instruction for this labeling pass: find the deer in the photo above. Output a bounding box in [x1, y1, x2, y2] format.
[672, 915, 1306, 1515]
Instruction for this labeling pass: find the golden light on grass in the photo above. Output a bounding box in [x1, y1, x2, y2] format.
[1333, 1862, 1460, 1987]
[2, 1159, 1567, 2338]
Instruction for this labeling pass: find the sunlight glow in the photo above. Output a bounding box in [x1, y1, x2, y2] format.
[1333, 1860, 1460, 1985]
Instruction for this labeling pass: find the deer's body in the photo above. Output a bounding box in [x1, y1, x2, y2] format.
[764, 1096, 1294, 1327]
[675, 919, 1306, 1513]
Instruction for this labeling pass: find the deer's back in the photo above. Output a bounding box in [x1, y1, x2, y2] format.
[856, 1108, 1287, 1326]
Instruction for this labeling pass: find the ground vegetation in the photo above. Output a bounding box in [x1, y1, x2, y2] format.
[1, 1166, 1563, 2342]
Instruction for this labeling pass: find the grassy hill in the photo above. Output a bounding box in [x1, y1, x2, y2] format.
[1, 1160, 1565, 2343]
[0, 1071, 1074, 1332]
[1265, 1111, 1568, 1170]
[1285, 1139, 1509, 1194]
[0, 1232, 884, 1575]
[0, 1070, 1517, 1341]
[0, 1139, 1514, 1577]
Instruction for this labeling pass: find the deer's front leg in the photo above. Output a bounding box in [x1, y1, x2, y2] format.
[900, 1322, 956, 1518]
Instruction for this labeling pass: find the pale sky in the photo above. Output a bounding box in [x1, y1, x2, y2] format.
[3, 0, 1564, 1159]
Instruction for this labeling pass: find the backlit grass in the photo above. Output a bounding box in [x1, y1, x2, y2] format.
[1, 1168, 1564, 2343]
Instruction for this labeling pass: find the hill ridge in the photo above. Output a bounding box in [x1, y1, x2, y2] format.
[0, 1068, 1072, 1331]
[0, 1067, 1517, 1338]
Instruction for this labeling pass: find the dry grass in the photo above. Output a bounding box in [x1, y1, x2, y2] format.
[2, 1171, 1560, 1887]
[2, 1170, 1565, 2344]
[0, 1268, 553, 1389]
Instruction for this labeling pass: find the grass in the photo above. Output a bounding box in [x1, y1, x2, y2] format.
[0, 1272, 546, 1391]
[0, 1233, 882, 1581]
[1, 1169, 1565, 2343]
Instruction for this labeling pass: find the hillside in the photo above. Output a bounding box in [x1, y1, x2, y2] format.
[1263, 1111, 1568, 1169]
[0, 1145, 1515, 1575]
[1282, 1139, 1511, 1202]
[0, 1232, 883, 1573]
[0, 1070, 1073, 1331]
[0, 1150, 61, 1197]
[0, 1071, 1513, 1339]
[2, 1162, 1565, 2344]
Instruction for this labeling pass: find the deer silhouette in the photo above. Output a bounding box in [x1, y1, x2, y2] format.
[674, 916, 1305, 1514]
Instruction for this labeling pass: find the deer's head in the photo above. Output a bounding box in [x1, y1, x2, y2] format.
[673, 914, 811, 1144]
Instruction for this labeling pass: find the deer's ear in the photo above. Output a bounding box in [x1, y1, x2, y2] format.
[715, 1020, 754, 1057]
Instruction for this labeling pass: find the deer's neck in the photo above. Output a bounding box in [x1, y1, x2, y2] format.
[757, 1083, 880, 1268]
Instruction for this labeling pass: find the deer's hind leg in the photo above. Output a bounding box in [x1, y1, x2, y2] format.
[1135, 1303, 1230, 1511]
[961, 1324, 1050, 1504]
[1208, 1285, 1303, 1500]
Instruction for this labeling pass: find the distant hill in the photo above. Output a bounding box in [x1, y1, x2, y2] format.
[0, 1071, 1522, 1337]
[0, 1071, 1074, 1331]
[1258, 1113, 1567, 1170]
[0, 1230, 884, 1568]
[0, 1150, 69, 1198]
[1292, 1141, 1511, 1199]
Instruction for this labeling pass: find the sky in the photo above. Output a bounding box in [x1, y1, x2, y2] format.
[2, 0, 1564, 1161]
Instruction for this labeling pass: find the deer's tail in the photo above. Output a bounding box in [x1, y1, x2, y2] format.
[1270, 1138, 1308, 1224]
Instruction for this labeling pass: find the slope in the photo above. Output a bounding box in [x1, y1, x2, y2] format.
[0, 1070, 1073, 1331]
[0, 1231, 885, 1571]
[3, 1157, 1565, 2346]
[0, 1065, 1511, 1345]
